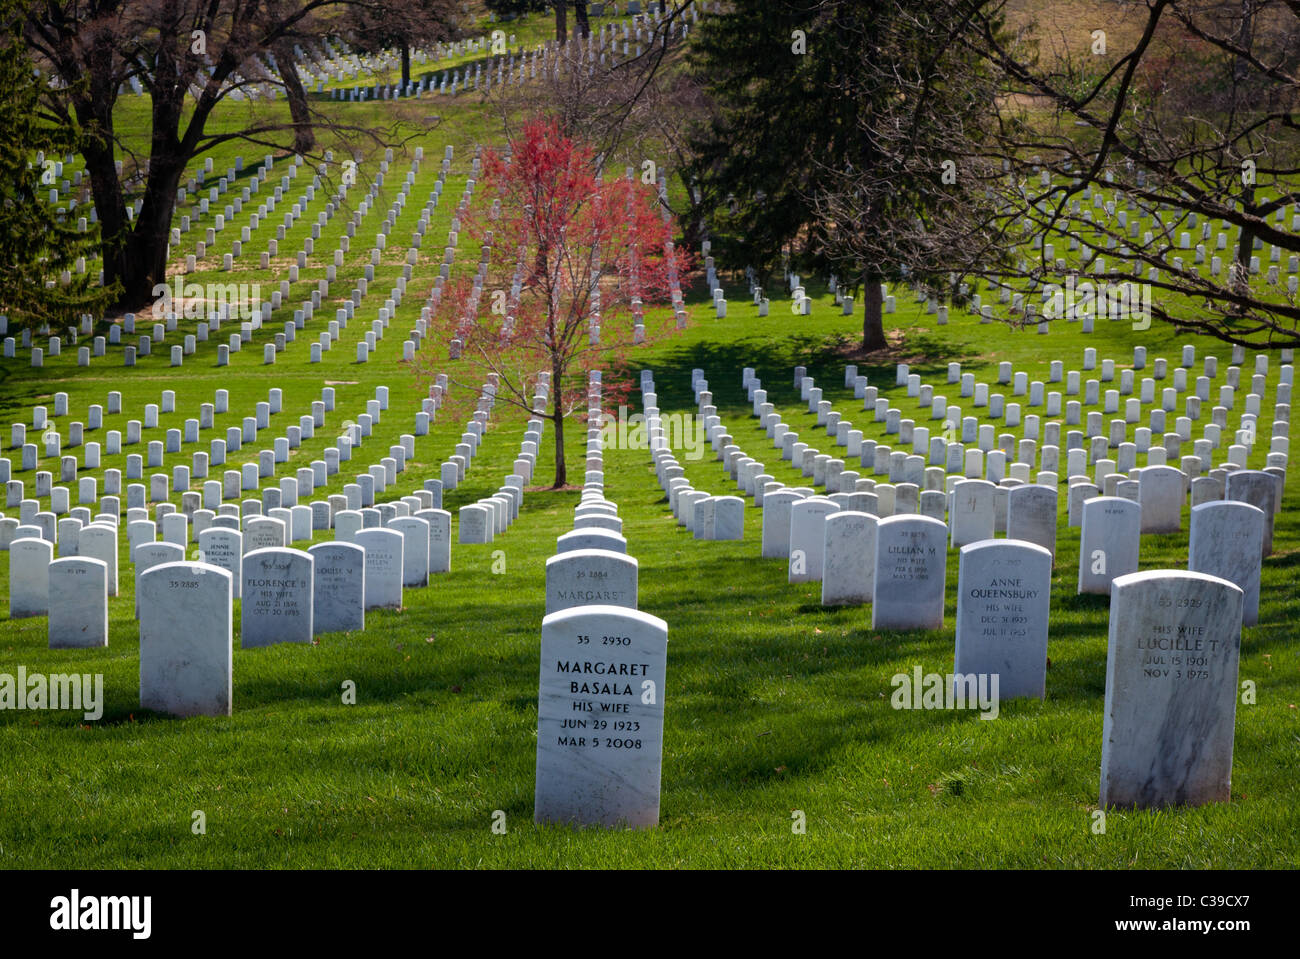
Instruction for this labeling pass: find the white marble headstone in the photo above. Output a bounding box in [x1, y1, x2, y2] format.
[1100, 570, 1243, 809]
[47, 557, 109, 648]
[354, 527, 403, 609]
[308, 541, 365, 633]
[1077, 496, 1141, 595]
[1189, 501, 1264, 626]
[821, 511, 878, 606]
[872, 515, 947, 630]
[954, 540, 1052, 699]
[534, 605, 668, 828]
[546, 549, 638, 614]
[139, 562, 233, 717]
[241, 547, 313, 646]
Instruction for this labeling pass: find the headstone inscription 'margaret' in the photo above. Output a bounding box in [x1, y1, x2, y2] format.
[139, 562, 233, 717]
[535, 605, 668, 829]
[1099, 570, 1243, 809]
[546, 549, 638, 614]
[954, 540, 1052, 699]
[871, 515, 948, 630]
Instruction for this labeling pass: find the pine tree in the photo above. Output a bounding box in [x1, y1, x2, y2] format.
[0, 0, 113, 333]
[688, 0, 992, 353]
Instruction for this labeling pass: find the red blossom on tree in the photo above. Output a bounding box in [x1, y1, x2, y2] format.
[418, 117, 690, 489]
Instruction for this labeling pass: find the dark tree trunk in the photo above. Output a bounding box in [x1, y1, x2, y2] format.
[81, 138, 129, 304]
[1232, 187, 1256, 310]
[273, 39, 315, 155]
[401, 42, 411, 90]
[551, 355, 567, 488]
[861, 271, 886, 351]
[556, 2, 568, 44]
[123, 160, 185, 305]
[575, 2, 590, 39]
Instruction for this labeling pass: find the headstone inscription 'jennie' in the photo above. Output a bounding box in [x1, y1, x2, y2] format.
[954, 540, 1052, 699]
[535, 605, 668, 829]
[139, 563, 233, 717]
[1099, 571, 1243, 809]
[546, 549, 638, 614]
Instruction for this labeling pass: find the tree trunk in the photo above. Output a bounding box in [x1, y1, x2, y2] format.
[273, 39, 315, 155]
[81, 137, 130, 305]
[121, 154, 186, 309]
[1231, 187, 1256, 310]
[401, 42, 411, 90]
[575, 2, 590, 39]
[551, 393, 567, 488]
[556, 2, 568, 44]
[861, 271, 886, 351]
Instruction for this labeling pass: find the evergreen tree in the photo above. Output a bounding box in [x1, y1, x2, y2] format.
[688, 0, 994, 352]
[0, 0, 113, 333]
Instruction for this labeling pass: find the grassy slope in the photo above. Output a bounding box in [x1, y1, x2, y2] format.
[0, 7, 1296, 869]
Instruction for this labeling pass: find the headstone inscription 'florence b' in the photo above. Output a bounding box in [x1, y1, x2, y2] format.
[139, 563, 233, 717]
[871, 515, 948, 630]
[954, 540, 1052, 699]
[1099, 570, 1243, 809]
[535, 605, 668, 829]
[240, 547, 314, 647]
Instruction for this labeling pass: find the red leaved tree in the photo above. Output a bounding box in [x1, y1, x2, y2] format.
[419, 118, 689, 489]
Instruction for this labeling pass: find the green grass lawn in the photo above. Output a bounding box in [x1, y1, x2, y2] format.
[1, 7, 1297, 869]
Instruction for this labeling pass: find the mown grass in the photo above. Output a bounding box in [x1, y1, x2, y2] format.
[0, 5, 1296, 869]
